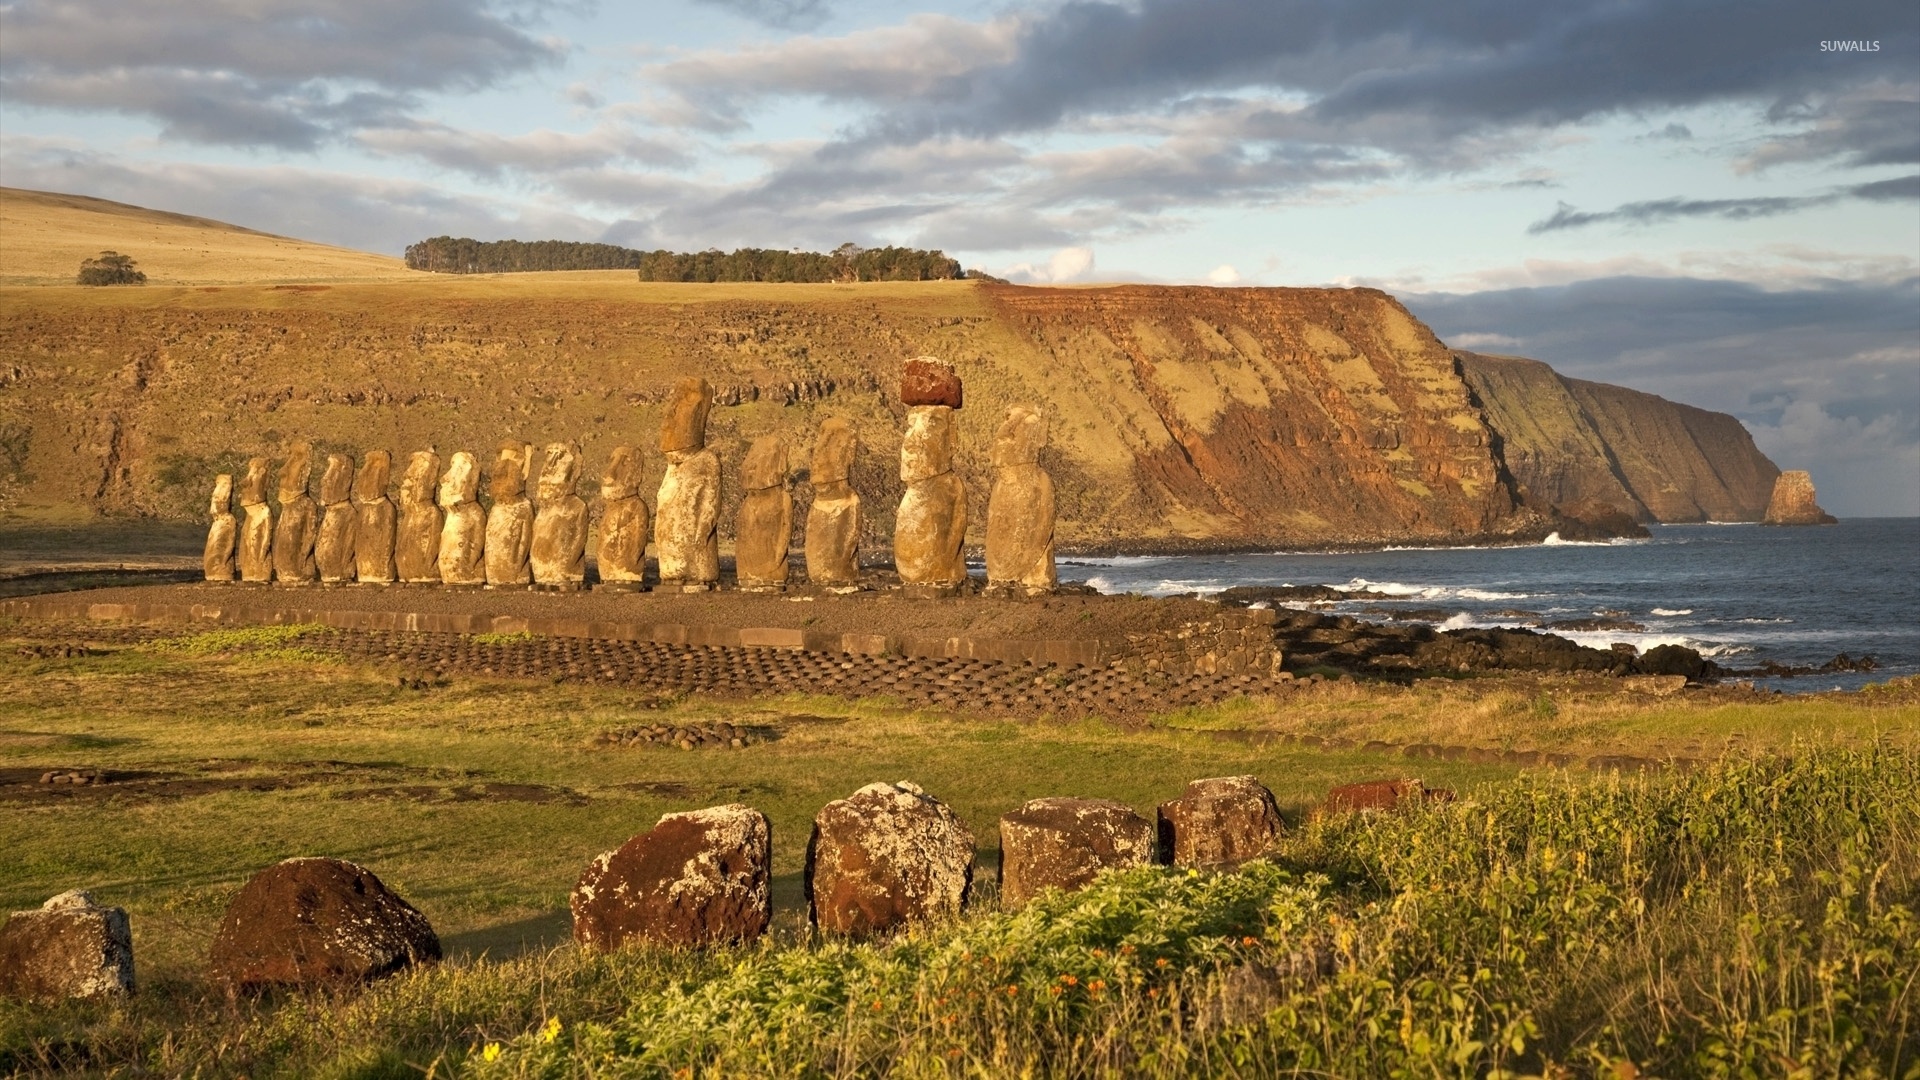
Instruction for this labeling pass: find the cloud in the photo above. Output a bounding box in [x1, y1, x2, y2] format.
[1207, 264, 1241, 284]
[1527, 175, 1919, 232]
[692, 0, 835, 31]
[1002, 246, 1096, 283]
[356, 121, 691, 181]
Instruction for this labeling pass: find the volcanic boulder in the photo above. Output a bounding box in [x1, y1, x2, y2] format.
[203, 473, 236, 582]
[807, 781, 974, 937]
[571, 804, 772, 949]
[0, 890, 134, 1001]
[1762, 470, 1837, 526]
[208, 857, 440, 990]
[900, 356, 963, 409]
[1157, 776, 1284, 869]
[997, 797, 1155, 910]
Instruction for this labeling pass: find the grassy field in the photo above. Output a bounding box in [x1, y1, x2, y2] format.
[2, 623, 1916, 1076]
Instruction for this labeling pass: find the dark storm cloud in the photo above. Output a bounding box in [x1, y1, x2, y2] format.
[1527, 174, 1919, 232]
[0, 0, 564, 148]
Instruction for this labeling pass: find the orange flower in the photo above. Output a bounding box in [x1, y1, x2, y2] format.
[1155, 958, 1170, 969]
[1242, 936, 1259, 946]
[1062, 975, 1079, 986]
[1089, 980, 1106, 994]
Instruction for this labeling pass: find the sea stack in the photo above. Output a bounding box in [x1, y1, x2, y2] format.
[985, 403, 1057, 596]
[893, 358, 968, 597]
[484, 442, 534, 588]
[394, 451, 443, 584]
[203, 474, 237, 582]
[1762, 470, 1837, 526]
[655, 377, 721, 591]
[314, 454, 357, 584]
[733, 435, 793, 591]
[436, 451, 486, 586]
[804, 417, 862, 588]
[352, 451, 397, 585]
[596, 445, 651, 591]
[236, 457, 273, 583]
[530, 442, 588, 590]
[271, 442, 319, 585]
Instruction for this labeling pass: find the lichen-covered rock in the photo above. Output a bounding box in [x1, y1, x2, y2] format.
[203, 473, 236, 582]
[894, 405, 967, 590]
[1762, 470, 1837, 526]
[807, 781, 974, 937]
[901, 356, 963, 409]
[596, 445, 651, 587]
[805, 418, 861, 586]
[985, 404, 1056, 595]
[394, 451, 443, 583]
[571, 804, 771, 949]
[237, 457, 274, 583]
[484, 442, 534, 588]
[314, 454, 357, 583]
[352, 451, 397, 584]
[208, 857, 440, 991]
[0, 891, 134, 1001]
[1322, 778, 1452, 814]
[998, 797, 1154, 909]
[531, 442, 587, 589]
[734, 435, 792, 589]
[436, 451, 486, 586]
[1157, 776, 1284, 869]
[271, 443, 319, 584]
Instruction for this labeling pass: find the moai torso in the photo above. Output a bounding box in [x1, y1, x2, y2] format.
[597, 445, 650, 588]
[986, 404, 1057, 595]
[805, 418, 861, 586]
[437, 451, 486, 586]
[203, 473, 237, 582]
[394, 451, 443, 583]
[271, 443, 319, 584]
[237, 458, 274, 582]
[352, 452, 397, 584]
[484, 442, 534, 587]
[734, 435, 792, 590]
[654, 378, 720, 589]
[314, 454, 357, 583]
[894, 405, 968, 590]
[530, 442, 587, 588]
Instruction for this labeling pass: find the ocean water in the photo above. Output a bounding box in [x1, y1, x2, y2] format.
[1063, 518, 1919, 692]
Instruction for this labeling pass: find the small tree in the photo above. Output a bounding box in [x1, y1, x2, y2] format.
[76, 251, 146, 286]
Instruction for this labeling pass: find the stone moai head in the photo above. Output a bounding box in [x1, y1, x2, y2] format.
[537, 442, 581, 503]
[399, 451, 440, 508]
[319, 454, 355, 504]
[992, 405, 1046, 469]
[900, 406, 957, 484]
[489, 442, 532, 502]
[812, 418, 856, 486]
[601, 445, 643, 500]
[741, 435, 789, 492]
[438, 451, 479, 507]
[354, 451, 392, 503]
[278, 442, 313, 500]
[239, 457, 271, 506]
[659, 377, 714, 454]
[209, 474, 233, 516]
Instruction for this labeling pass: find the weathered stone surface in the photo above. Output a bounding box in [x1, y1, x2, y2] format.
[315, 454, 357, 584]
[901, 356, 963, 409]
[894, 406, 968, 589]
[1762, 470, 1837, 526]
[203, 473, 236, 581]
[807, 781, 974, 937]
[271, 443, 318, 584]
[734, 436, 792, 589]
[531, 442, 587, 588]
[436, 451, 486, 586]
[656, 447, 720, 587]
[806, 418, 861, 586]
[0, 891, 134, 1001]
[484, 442, 534, 588]
[986, 404, 1056, 594]
[237, 457, 274, 583]
[1157, 776, 1284, 869]
[597, 445, 650, 586]
[571, 804, 771, 949]
[1322, 779, 1453, 814]
[658, 376, 714, 454]
[208, 857, 440, 990]
[352, 451, 397, 584]
[394, 451, 443, 583]
[998, 797, 1154, 910]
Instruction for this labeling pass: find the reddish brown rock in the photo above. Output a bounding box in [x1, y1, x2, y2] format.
[208, 857, 440, 991]
[807, 781, 974, 937]
[531, 442, 587, 589]
[596, 445, 650, 588]
[901, 356, 963, 409]
[0, 890, 134, 1001]
[1322, 779, 1453, 814]
[571, 804, 771, 949]
[734, 435, 792, 590]
[436, 450, 486, 586]
[237, 457, 274, 583]
[1762, 470, 1837, 526]
[1157, 776, 1284, 869]
[271, 442, 319, 584]
[394, 451, 443, 583]
[203, 473, 236, 582]
[352, 451, 397, 584]
[997, 797, 1154, 910]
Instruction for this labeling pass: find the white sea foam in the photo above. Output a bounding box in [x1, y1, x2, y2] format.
[1334, 577, 1529, 601]
[1651, 608, 1693, 616]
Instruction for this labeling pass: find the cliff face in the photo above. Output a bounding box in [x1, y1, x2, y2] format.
[1458, 351, 1779, 523]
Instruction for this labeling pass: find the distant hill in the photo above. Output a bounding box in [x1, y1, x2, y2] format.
[0, 188, 413, 286]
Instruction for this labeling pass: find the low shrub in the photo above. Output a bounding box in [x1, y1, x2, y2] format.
[75, 251, 145, 286]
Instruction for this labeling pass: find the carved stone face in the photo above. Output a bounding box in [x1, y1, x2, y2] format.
[537, 442, 580, 503]
[811, 418, 856, 486]
[489, 442, 531, 501]
[209, 473, 233, 516]
[658, 376, 713, 454]
[319, 454, 355, 503]
[278, 442, 313, 500]
[600, 445, 642, 500]
[239, 458, 271, 505]
[900, 405, 956, 484]
[354, 451, 392, 502]
[741, 435, 788, 492]
[399, 451, 440, 507]
[992, 405, 1046, 469]
[438, 451, 479, 507]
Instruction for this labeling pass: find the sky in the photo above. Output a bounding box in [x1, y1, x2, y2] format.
[2, 0, 1916, 515]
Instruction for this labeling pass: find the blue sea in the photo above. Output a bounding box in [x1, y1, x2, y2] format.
[1062, 519, 1919, 692]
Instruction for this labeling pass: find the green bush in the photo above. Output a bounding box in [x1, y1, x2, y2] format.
[75, 251, 146, 286]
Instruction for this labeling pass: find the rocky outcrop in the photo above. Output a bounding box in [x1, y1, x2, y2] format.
[208, 857, 440, 990]
[572, 804, 772, 949]
[1762, 470, 1837, 525]
[807, 781, 974, 937]
[1157, 776, 1284, 869]
[997, 797, 1154, 909]
[0, 890, 135, 1001]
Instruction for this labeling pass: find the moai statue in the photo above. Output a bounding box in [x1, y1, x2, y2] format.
[203, 474, 237, 582]
[985, 405, 1057, 596]
[531, 441, 587, 590]
[314, 454, 357, 584]
[237, 458, 274, 583]
[484, 442, 534, 588]
[437, 451, 486, 586]
[394, 451, 443, 584]
[271, 442, 319, 585]
[734, 435, 792, 591]
[352, 451, 397, 585]
[893, 359, 968, 597]
[596, 445, 650, 592]
[805, 418, 861, 589]
[654, 378, 720, 591]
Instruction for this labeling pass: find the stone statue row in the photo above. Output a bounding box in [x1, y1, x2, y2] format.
[201, 360, 1056, 595]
